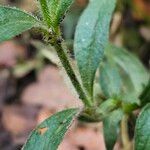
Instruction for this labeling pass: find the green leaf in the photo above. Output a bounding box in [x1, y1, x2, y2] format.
[105, 44, 149, 96]
[74, 0, 116, 98]
[23, 108, 79, 150]
[122, 93, 140, 104]
[135, 103, 150, 150]
[55, 0, 74, 25]
[97, 99, 119, 118]
[0, 6, 40, 42]
[121, 93, 140, 112]
[39, 0, 74, 28]
[140, 80, 150, 106]
[99, 59, 122, 98]
[103, 109, 123, 150]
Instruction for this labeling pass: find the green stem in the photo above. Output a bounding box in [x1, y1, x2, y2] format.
[39, 0, 92, 107]
[54, 42, 92, 107]
[121, 115, 132, 150]
[39, 0, 51, 27]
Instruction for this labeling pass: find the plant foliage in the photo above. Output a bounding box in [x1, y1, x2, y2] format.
[0, 0, 149, 149]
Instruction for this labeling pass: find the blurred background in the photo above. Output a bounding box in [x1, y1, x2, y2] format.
[0, 0, 149, 150]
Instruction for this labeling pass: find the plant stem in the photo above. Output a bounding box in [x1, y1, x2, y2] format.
[54, 42, 93, 107]
[121, 115, 132, 150]
[39, 0, 93, 107]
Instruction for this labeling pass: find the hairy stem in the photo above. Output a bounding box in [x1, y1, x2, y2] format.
[39, 0, 93, 107]
[54, 42, 93, 107]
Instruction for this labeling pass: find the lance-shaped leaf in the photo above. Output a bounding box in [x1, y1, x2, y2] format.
[105, 44, 149, 97]
[74, 0, 116, 98]
[39, 0, 74, 28]
[23, 108, 79, 150]
[103, 109, 123, 150]
[135, 103, 150, 150]
[0, 6, 40, 42]
[99, 60, 122, 98]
